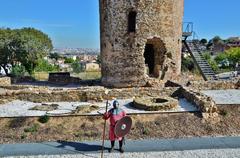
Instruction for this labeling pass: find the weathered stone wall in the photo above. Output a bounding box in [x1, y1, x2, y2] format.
[48, 72, 81, 85]
[0, 86, 177, 103]
[100, 0, 184, 87]
[179, 87, 219, 122]
[0, 77, 11, 86]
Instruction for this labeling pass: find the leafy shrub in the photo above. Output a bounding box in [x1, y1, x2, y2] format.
[203, 52, 211, 61]
[34, 59, 59, 72]
[181, 56, 195, 72]
[64, 57, 74, 64]
[11, 65, 27, 77]
[71, 61, 83, 74]
[207, 59, 219, 72]
[215, 53, 228, 64]
[38, 115, 50, 124]
[214, 48, 240, 69]
[21, 134, 27, 139]
[24, 123, 40, 133]
[219, 109, 228, 117]
[225, 48, 240, 66]
[142, 127, 150, 135]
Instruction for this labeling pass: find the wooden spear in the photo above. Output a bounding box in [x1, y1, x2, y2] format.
[101, 90, 109, 158]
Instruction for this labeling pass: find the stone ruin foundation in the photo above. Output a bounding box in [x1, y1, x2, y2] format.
[0, 81, 223, 122]
[100, 0, 184, 87]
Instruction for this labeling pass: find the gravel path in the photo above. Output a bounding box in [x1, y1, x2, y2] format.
[5, 149, 240, 158]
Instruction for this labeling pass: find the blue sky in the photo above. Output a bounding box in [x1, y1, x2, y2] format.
[0, 0, 239, 48]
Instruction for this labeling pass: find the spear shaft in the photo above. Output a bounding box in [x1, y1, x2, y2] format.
[101, 100, 108, 158]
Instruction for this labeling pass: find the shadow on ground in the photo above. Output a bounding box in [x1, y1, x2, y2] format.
[56, 140, 106, 152]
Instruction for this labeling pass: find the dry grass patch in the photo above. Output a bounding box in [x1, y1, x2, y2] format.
[0, 106, 240, 144]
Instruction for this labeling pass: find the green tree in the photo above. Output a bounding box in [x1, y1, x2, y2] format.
[0, 28, 16, 75]
[212, 36, 223, 45]
[49, 53, 61, 61]
[14, 28, 53, 74]
[96, 55, 101, 65]
[0, 28, 53, 75]
[200, 38, 208, 45]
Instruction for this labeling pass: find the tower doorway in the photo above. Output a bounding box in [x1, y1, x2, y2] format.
[143, 38, 167, 78]
[144, 44, 155, 76]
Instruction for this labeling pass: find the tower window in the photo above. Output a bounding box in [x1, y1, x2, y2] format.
[128, 11, 137, 33]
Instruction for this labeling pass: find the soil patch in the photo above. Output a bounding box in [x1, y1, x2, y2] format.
[73, 105, 99, 114]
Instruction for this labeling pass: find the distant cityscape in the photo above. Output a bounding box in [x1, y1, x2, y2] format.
[52, 48, 100, 55]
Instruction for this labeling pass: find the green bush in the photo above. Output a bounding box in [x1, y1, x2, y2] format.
[225, 48, 240, 65]
[71, 61, 83, 74]
[219, 109, 228, 117]
[38, 115, 50, 124]
[34, 59, 59, 72]
[21, 134, 27, 139]
[64, 57, 74, 64]
[215, 53, 228, 64]
[203, 52, 211, 61]
[11, 65, 27, 77]
[207, 59, 219, 72]
[215, 48, 240, 68]
[24, 123, 40, 133]
[181, 56, 195, 72]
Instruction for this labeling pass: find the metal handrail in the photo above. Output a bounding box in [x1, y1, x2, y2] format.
[183, 22, 193, 33]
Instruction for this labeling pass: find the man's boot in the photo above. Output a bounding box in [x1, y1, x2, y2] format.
[119, 140, 124, 153]
[109, 141, 115, 153]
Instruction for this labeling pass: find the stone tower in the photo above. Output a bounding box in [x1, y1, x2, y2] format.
[100, 0, 184, 87]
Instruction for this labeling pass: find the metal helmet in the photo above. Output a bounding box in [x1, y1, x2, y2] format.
[113, 100, 120, 108]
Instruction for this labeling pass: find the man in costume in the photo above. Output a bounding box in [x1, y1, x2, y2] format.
[103, 100, 126, 153]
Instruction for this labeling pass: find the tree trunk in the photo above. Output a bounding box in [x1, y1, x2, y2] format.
[1, 65, 9, 75]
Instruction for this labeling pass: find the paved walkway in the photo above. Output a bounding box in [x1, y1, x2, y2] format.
[202, 89, 240, 105]
[1, 137, 240, 157]
[0, 98, 198, 118]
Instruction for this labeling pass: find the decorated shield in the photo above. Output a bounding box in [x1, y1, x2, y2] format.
[114, 116, 132, 137]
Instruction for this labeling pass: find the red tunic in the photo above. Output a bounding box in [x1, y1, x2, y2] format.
[104, 108, 126, 141]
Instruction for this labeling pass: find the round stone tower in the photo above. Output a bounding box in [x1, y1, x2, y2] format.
[100, 0, 184, 87]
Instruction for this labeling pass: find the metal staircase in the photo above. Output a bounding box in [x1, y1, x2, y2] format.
[182, 23, 218, 81]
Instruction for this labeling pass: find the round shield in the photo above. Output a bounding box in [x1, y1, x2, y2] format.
[114, 116, 132, 137]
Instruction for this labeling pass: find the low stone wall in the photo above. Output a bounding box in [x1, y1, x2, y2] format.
[133, 97, 178, 111]
[188, 79, 240, 90]
[0, 77, 11, 86]
[179, 87, 219, 122]
[0, 86, 177, 103]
